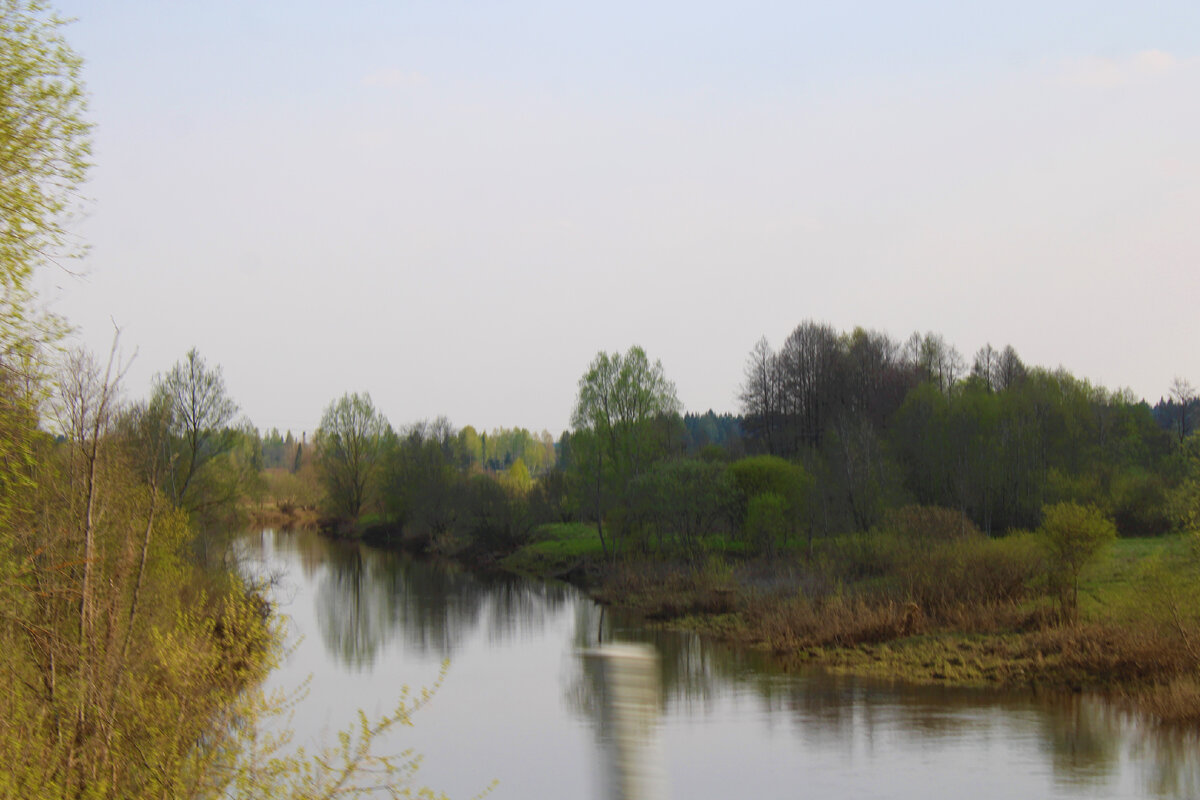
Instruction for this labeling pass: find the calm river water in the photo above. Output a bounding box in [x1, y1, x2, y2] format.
[240, 528, 1200, 800]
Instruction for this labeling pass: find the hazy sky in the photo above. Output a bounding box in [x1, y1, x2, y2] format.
[39, 1, 1200, 436]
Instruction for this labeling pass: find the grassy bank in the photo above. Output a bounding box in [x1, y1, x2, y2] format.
[500, 523, 1200, 725]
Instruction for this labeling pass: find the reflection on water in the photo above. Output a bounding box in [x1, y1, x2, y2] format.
[242, 529, 1200, 800]
[243, 528, 571, 667]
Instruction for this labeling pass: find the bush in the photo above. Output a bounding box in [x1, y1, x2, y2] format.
[745, 493, 787, 556]
[883, 504, 981, 544]
[729, 455, 811, 547]
[900, 532, 1042, 616]
[1038, 502, 1117, 618]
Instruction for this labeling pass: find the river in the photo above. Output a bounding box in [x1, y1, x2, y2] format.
[239, 528, 1200, 800]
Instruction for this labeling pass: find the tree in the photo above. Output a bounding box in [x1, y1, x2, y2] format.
[739, 336, 781, 454]
[0, 0, 90, 299]
[570, 345, 681, 558]
[629, 458, 735, 559]
[1169, 377, 1197, 443]
[904, 331, 965, 394]
[0, 0, 91, 528]
[316, 392, 390, 521]
[994, 344, 1026, 391]
[1038, 502, 1117, 619]
[149, 348, 244, 518]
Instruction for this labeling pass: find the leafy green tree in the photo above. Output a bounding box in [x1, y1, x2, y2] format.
[0, 0, 90, 528]
[629, 458, 735, 558]
[316, 392, 391, 521]
[380, 420, 462, 547]
[458, 424, 483, 469]
[119, 349, 258, 532]
[506, 456, 532, 493]
[570, 345, 681, 558]
[728, 454, 812, 551]
[1038, 501, 1117, 618]
[0, 0, 89, 314]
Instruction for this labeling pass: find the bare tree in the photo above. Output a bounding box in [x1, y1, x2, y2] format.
[972, 343, 999, 391]
[155, 348, 239, 511]
[994, 345, 1026, 391]
[739, 336, 781, 455]
[777, 321, 842, 452]
[1169, 377, 1198, 443]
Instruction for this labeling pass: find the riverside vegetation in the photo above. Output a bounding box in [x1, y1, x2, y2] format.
[8, 2, 1200, 792]
[279, 340, 1200, 728]
[0, 4, 454, 797]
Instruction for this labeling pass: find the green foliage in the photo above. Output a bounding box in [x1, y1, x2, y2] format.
[116, 348, 258, 530]
[728, 454, 811, 547]
[499, 522, 604, 575]
[628, 458, 735, 559]
[474, 426, 555, 473]
[505, 456, 532, 493]
[1168, 477, 1200, 534]
[745, 492, 787, 556]
[461, 473, 533, 552]
[0, 0, 91, 296]
[0, 0, 91, 530]
[570, 345, 682, 558]
[382, 419, 461, 545]
[1038, 502, 1118, 618]
[316, 392, 391, 521]
[897, 532, 1043, 614]
[1107, 468, 1171, 536]
[527, 467, 572, 524]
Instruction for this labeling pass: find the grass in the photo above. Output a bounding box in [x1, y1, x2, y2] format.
[1077, 534, 1188, 622]
[499, 522, 605, 575]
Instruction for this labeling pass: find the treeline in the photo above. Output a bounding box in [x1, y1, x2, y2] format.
[738, 322, 1188, 537]
[312, 329, 1199, 567]
[260, 424, 559, 476]
[308, 397, 567, 553]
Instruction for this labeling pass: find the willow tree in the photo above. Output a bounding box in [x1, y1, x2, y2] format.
[571, 345, 681, 557]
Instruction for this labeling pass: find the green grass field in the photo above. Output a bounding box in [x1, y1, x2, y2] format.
[1078, 533, 1192, 622]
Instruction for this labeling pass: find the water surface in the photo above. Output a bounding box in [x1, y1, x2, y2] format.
[241, 528, 1200, 800]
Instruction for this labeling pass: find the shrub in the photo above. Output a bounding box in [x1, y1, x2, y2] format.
[729, 455, 811, 547]
[1038, 502, 1117, 618]
[883, 504, 981, 544]
[899, 532, 1042, 616]
[745, 493, 787, 556]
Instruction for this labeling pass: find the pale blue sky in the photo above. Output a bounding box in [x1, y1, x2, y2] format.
[42, 1, 1200, 434]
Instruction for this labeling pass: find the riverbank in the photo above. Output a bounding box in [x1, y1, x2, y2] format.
[498, 522, 1200, 726]
[301, 517, 1200, 726]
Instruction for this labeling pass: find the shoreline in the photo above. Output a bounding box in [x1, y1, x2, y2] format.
[295, 520, 1200, 728]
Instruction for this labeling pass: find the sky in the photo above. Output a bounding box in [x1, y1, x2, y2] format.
[37, 1, 1200, 436]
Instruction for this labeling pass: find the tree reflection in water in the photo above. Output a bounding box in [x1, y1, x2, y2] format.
[244, 529, 1200, 799]
[247, 529, 573, 668]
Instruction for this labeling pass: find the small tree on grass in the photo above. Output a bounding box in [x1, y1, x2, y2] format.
[1038, 501, 1117, 619]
